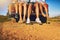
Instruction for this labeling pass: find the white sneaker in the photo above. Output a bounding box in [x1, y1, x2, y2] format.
[35, 18, 42, 24]
[26, 18, 30, 24]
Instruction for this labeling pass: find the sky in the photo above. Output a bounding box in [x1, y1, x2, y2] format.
[0, 0, 60, 17]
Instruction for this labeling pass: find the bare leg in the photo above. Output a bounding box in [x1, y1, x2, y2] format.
[35, 3, 39, 18]
[40, 3, 46, 17]
[26, 3, 32, 23]
[40, 3, 49, 23]
[23, 3, 27, 22]
[15, 3, 18, 14]
[19, 3, 23, 23]
[43, 4, 49, 23]
[35, 2, 42, 23]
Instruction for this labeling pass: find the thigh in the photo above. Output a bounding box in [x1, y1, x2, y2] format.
[19, 2, 23, 6]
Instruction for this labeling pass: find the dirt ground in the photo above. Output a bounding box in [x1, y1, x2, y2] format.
[0, 21, 60, 40]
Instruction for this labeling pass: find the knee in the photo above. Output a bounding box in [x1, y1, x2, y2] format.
[29, 3, 32, 7]
[28, 4, 32, 10]
[19, 2, 22, 6]
[23, 3, 27, 6]
[15, 3, 18, 6]
[34, 2, 38, 6]
[39, 3, 42, 6]
[44, 4, 48, 8]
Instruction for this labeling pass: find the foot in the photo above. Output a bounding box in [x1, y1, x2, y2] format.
[26, 18, 30, 24]
[18, 21, 23, 23]
[18, 19, 23, 23]
[35, 18, 42, 24]
[23, 19, 26, 23]
[42, 13, 46, 17]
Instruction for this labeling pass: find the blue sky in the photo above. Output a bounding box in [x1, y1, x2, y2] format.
[0, 0, 60, 17]
[46, 0, 60, 17]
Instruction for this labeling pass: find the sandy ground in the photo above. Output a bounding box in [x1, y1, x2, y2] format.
[0, 21, 60, 40]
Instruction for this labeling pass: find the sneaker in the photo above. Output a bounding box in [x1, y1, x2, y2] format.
[35, 18, 42, 24]
[26, 18, 30, 24]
